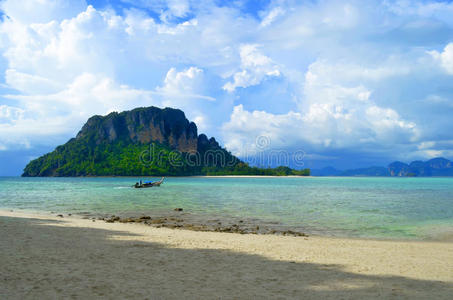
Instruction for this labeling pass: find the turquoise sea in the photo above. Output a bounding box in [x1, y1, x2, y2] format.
[1, 176, 453, 240]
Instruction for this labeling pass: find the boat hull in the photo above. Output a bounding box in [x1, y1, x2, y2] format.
[133, 178, 164, 188]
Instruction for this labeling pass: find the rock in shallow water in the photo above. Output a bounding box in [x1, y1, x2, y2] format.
[100, 214, 308, 237]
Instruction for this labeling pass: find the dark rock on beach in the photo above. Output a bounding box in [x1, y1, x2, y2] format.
[105, 215, 120, 223]
[96, 211, 308, 238]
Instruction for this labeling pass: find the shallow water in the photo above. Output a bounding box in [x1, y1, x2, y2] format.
[1, 176, 453, 240]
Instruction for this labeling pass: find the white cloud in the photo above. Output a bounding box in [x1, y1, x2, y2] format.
[260, 7, 285, 28]
[0, 105, 25, 123]
[5, 69, 63, 94]
[222, 58, 419, 157]
[222, 100, 418, 157]
[223, 44, 280, 92]
[156, 67, 214, 101]
[161, 0, 191, 21]
[1, 5, 123, 86]
[430, 43, 453, 74]
[192, 114, 208, 132]
[222, 105, 305, 155]
[299, 59, 418, 147]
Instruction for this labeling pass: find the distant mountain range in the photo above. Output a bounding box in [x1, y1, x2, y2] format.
[312, 157, 453, 177]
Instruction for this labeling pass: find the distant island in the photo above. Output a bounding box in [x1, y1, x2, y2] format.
[22, 106, 310, 177]
[312, 157, 453, 177]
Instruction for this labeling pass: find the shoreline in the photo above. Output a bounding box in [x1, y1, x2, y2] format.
[0, 208, 311, 237]
[1, 209, 453, 299]
[2, 208, 452, 245]
[2, 207, 453, 243]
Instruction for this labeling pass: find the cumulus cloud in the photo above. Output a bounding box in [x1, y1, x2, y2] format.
[156, 67, 214, 101]
[222, 105, 304, 154]
[222, 100, 417, 157]
[1, 5, 121, 87]
[223, 44, 280, 92]
[222, 56, 419, 160]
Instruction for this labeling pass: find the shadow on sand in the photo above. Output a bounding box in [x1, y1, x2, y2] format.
[0, 215, 452, 299]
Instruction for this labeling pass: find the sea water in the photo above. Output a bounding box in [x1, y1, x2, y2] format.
[1, 176, 452, 240]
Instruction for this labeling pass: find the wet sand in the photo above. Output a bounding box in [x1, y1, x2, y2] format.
[1, 210, 453, 299]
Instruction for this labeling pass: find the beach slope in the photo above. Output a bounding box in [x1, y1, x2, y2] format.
[1, 210, 452, 299]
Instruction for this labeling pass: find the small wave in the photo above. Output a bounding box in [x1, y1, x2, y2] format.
[113, 187, 129, 189]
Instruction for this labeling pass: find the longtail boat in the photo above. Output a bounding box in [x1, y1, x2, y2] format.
[133, 177, 164, 188]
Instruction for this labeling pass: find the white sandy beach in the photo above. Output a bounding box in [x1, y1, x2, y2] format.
[1, 209, 453, 299]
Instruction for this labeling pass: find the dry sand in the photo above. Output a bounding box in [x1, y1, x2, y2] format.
[1, 210, 452, 299]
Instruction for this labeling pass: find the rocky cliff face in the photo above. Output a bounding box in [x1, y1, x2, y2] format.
[388, 161, 411, 176]
[76, 107, 204, 153]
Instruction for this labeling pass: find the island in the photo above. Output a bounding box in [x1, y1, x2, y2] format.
[22, 106, 310, 177]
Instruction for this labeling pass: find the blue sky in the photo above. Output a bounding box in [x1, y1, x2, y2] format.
[1, 0, 453, 175]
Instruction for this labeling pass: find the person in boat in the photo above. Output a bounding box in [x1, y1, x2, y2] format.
[134, 182, 139, 188]
[139, 180, 142, 186]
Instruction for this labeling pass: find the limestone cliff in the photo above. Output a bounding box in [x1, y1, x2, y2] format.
[76, 107, 200, 153]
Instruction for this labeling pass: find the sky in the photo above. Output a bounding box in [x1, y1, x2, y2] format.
[1, 0, 453, 175]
